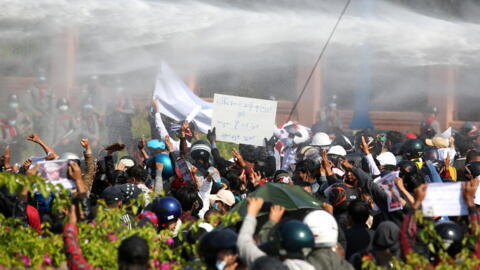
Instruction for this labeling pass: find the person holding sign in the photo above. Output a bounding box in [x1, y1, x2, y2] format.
[400, 180, 480, 262]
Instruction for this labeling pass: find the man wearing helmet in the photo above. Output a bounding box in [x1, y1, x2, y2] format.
[52, 98, 78, 154]
[138, 196, 183, 236]
[419, 105, 441, 139]
[401, 138, 426, 168]
[304, 210, 354, 270]
[275, 122, 311, 172]
[0, 94, 33, 162]
[25, 73, 54, 136]
[237, 197, 315, 270]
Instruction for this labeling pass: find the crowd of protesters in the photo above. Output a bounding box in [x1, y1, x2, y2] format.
[1, 76, 480, 270]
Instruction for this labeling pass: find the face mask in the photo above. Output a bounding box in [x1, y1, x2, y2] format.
[283, 138, 294, 148]
[215, 260, 227, 270]
[8, 120, 16, 126]
[9, 103, 18, 109]
[312, 182, 320, 193]
[59, 105, 69, 112]
[213, 202, 221, 211]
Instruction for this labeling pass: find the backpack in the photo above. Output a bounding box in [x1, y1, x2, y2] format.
[327, 182, 358, 208]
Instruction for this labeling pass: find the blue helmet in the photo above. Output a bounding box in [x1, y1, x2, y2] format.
[150, 196, 182, 225]
[147, 139, 165, 150]
[155, 154, 174, 179]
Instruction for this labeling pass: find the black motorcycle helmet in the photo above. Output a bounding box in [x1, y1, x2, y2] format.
[398, 160, 423, 193]
[190, 140, 212, 171]
[271, 220, 315, 259]
[401, 139, 425, 160]
[464, 161, 480, 180]
[435, 221, 464, 257]
[459, 122, 479, 137]
[198, 229, 238, 268]
[423, 147, 439, 161]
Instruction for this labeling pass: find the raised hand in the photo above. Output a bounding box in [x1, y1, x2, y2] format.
[463, 178, 479, 207]
[340, 158, 354, 170]
[413, 184, 427, 210]
[247, 197, 264, 216]
[27, 133, 42, 144]
[80, 138, 91, 152]
[68, 204, 78, 225]
[444, 151, 451, 167]
[68, 162, 82, 182]
[22, 159, 32, 171]
[69, 161, 86, 194]
[26, 164, 40, 177]
[249, 170, 262, 187]
[232, 148, 246, 168]
[321, 149, 334, 175]
[360, 136, 373, 155]
[2, 145, 11, 169]
[151, 98, 160, 113]
[269, 205, 285, 223]
[138, 136, 146, 150]
[264, 135, 277, 153]
[164, 135, 174, 153]
[207, 128, 216, 145]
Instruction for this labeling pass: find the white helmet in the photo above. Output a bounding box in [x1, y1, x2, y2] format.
[311, 132, 331, 148]
[283, 123, 311, 145]
[294, 126, 310, 145]
[303, 210, 338, 248]
[327, 145, 347, 157]
[376, 152, 397, 166]
[60, 152, 80, 160]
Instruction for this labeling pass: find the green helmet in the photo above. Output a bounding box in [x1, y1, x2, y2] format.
[401, 139, 425, 160]
[273, 220, 315, 259]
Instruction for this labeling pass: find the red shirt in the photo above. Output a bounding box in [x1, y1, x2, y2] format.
[63, 223, 94, 270]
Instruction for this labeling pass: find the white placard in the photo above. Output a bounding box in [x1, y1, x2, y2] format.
[212, 94, 277, 146]
[422, 183, 468, 217]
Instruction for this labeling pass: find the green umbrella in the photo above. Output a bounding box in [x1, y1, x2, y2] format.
[232, 183, 323, 219]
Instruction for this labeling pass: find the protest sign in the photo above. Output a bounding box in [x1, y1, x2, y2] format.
[37, 159, 76, 190]
[212, 94, 277, 146]
[29, 156, 45, 168]
[374, 171, 402, 212]
[422, 182, 468, 217]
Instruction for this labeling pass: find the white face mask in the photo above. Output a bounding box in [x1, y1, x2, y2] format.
[8, 120, 16, 126]
[312, 182, 320, 193]
[215, 260, 227, 270]
[59, 105, 69, 112]
[9, 103, 18, 109]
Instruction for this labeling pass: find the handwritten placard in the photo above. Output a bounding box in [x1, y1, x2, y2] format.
[422, 183, 468, 217]
[212, 94, 277, 146]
